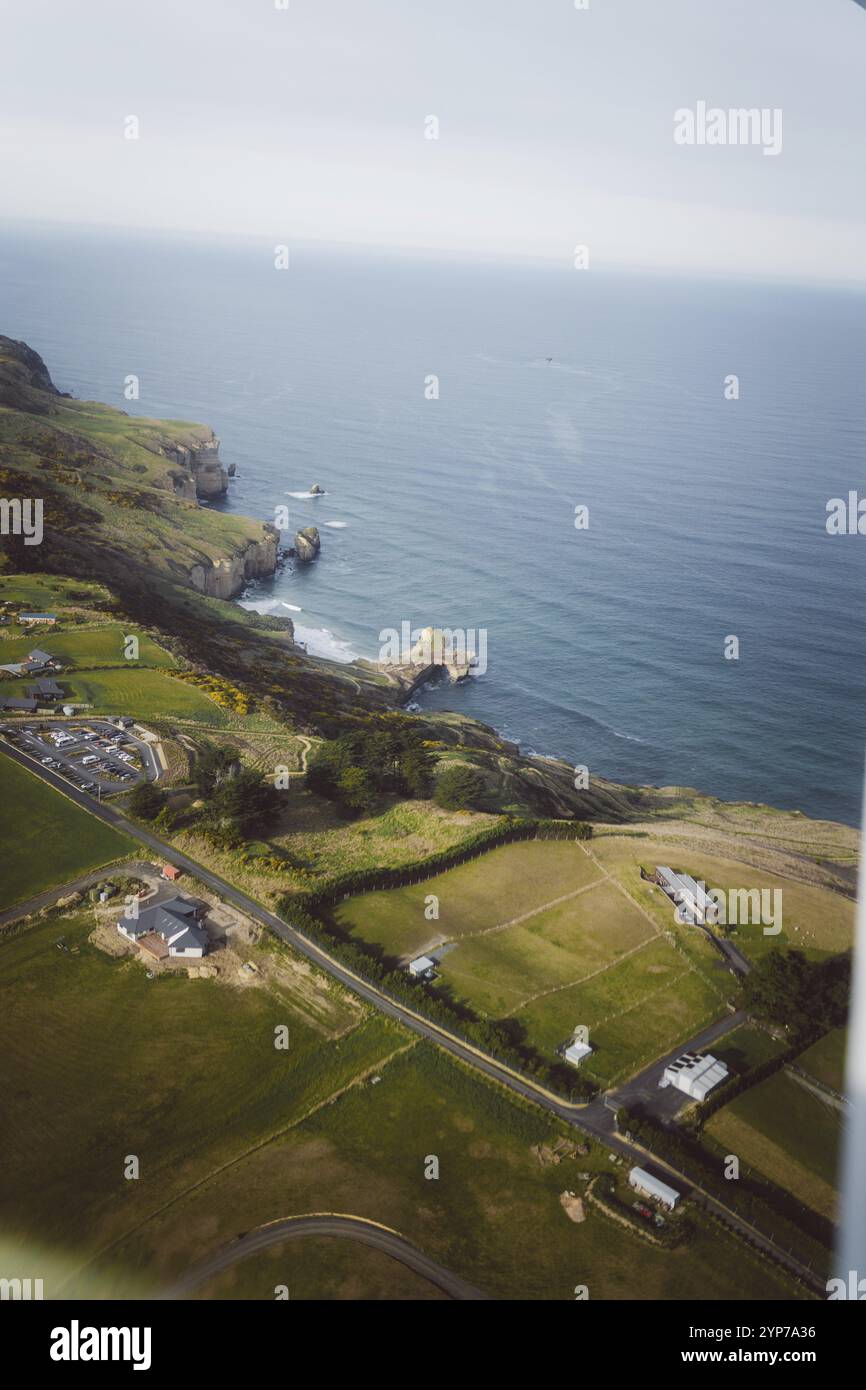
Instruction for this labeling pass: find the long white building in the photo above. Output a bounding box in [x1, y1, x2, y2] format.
[628, 1166, 680, 1210]
[655, 866, 716, 925]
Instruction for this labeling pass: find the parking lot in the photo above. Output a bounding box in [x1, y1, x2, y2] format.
[0, 718, 159, 798]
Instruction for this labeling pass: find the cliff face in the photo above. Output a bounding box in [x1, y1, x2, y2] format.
[188, 524, 280, 600]
[0, 334, 65, 413]
[161, 430, 229, 499]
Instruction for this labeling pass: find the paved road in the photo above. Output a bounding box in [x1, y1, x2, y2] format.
[0, 740, 825, 1294]
[165, 1214, 490, 1301]
[0, 858, 161, 930]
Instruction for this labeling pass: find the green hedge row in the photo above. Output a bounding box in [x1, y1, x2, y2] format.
[297, 816, 592, 910]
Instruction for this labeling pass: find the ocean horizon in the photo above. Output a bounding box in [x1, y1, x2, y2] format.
[2, 222, 863, 825]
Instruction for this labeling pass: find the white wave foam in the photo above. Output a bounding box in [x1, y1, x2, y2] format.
[239, 597, 303, 615]
[294, 624, 357, 663]
[322, 520, 348, 528]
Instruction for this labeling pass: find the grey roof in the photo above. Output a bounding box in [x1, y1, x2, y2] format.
[28, 649, 54, 664]
[27, 679, 63, 697]
[120, 898, 208, 949]
[167, 926, 208, 952]
[0, 696, 37, 710]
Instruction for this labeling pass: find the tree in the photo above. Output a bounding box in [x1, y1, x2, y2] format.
[194, 740, 240, 797]
[740, 948, 850, 1033]
[434, 763, 485, 811]
[336, 766, 378, 817]
[199, 767, 282, 843]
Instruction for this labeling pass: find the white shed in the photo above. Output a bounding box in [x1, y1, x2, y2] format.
[408, 955, 435, 978]
[564, 1040, 593, 1067]
[628, 1166, 680, 1210]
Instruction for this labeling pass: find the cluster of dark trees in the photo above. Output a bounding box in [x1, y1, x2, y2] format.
[191, 741, 282, 846]
[306, 721, 436, 815]
[739, 948, 850, 1035]
[129, 740, 282, 847]
[433, 762, 487, 810]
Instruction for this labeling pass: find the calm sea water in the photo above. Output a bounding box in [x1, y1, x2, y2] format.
[1, 224, 863, 824]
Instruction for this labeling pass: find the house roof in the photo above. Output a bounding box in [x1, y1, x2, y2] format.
[121, 898, 208, 949]
[27, 679, 63, 697]
[0, 696, 37, 710]
[28, 649, 54, 664]
[167, 926, 208, 952]
[19, 612, 56, 620]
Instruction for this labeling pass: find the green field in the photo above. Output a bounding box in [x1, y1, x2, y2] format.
[0, 623, 176, 669]
[0, 906, 397, 1290]
[0, 666, 234, 725]
[705, 1067, 844, 1221]
[0, 576, 111, 609]
[335, 838, 731, 1085]
[0, 757, 137, 908]
[108, 1043, 805, 1302]
[796, 1028, 847, 1093]
[0, 902, 808, 1301]
[336, 840, 603, 957]
[710, 1023, 787, 1074]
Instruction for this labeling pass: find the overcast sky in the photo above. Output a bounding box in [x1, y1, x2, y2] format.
[1, 0, 865, 284]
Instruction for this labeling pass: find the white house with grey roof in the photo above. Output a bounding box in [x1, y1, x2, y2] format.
[117, 897, 209, 958]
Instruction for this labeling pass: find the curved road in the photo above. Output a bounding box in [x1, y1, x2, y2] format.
[166, 1213, 490, 1301]
[0, 740, 824, 1295]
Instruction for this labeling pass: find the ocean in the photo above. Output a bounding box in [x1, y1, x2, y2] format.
[1, 223, 863, 825]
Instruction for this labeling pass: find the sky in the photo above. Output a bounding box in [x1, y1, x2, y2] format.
[1, 0, 865, 284]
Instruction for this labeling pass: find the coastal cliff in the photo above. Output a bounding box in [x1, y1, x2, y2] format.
[160, 428, 229, 499]
[188, 524, 280, 599]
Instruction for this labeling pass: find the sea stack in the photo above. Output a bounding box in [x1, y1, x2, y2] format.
[294, 526, 321, 561]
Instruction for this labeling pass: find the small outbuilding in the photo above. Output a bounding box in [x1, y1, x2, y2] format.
[408, 955, 436, 978]
[628, 1166, 680, 1211]
[161, 864, 181, 882]
[564, 1040, 593, 1067]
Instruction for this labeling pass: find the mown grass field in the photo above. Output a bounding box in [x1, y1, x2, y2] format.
[0, 757, 136, 908]
[43, 668, 234, 723]
[705, 1067, 844, 1222]
[336, 839, 601, 957]
[0, 623, 176, 669]
[335, 837, 732, 1085]
[0, 905, 399, 1290]
[108, 1043, 805, 1302]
